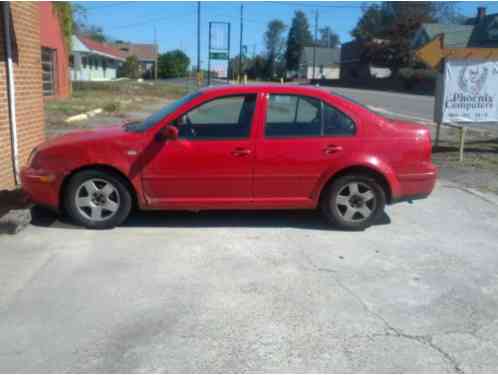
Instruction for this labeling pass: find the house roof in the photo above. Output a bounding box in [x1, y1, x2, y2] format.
[301, 47, 341, 66]
[75, 35, 125, 61]
[420, 23, 474, 48]
[468, 13, 498, 47]
[111, 43, 158, 62]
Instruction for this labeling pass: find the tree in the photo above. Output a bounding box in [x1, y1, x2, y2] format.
[263, 20, 287, 79]
[120, 55, 140, 79]
[285, 11, 313, 71]
[246, 55, 267, 80]
[158, 50, 190, 79]
[75, 24, 108, 42]
[318, 26, 340, 48]
[351, 2, 461, 72]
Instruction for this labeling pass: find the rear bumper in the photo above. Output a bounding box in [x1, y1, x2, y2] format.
[393, 164, 437, 203]
[20, 167, 64, 211]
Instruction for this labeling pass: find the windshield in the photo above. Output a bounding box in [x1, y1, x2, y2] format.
[126, 91, 201, 132]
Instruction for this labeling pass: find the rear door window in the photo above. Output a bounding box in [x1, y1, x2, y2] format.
[265, 95, 321, 137]
[323, 103, 356, 136]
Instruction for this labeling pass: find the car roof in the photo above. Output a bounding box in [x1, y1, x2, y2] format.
[199, 83, 332, 97]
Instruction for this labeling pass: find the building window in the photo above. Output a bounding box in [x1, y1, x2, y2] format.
[82, 56, 88, 68]
[69, 55, 74, 69]
[41, 47, 57, 96]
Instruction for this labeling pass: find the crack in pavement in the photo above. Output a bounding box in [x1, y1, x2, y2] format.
[301, 251, 465, 373]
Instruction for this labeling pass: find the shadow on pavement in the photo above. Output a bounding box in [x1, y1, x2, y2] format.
[30, 206, 391, 232]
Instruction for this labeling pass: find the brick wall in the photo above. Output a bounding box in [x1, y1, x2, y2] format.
[39, 2, 70, 98]
[0, 3, 45, 191]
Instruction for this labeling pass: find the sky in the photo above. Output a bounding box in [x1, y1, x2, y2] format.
[79, 1, 498, 69]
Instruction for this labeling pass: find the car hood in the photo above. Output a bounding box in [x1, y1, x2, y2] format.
[37, 124, 130, 151]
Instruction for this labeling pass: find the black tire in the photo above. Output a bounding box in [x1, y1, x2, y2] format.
[320, 174, 386, 230]
[64, 169, 132, 229]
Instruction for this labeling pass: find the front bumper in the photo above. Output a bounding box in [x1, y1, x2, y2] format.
[20, 167, 64, 210]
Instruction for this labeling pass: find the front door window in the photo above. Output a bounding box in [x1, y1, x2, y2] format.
[176, 94, 257, 139]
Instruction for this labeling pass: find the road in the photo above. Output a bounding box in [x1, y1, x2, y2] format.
[1, 181, 498, 372]
[328, 86, 436, 124]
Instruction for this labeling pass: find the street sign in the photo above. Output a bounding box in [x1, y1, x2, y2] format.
[209, 52, 228, 60]
[416, 34, 498, 70]
[439, 59, 498, 123]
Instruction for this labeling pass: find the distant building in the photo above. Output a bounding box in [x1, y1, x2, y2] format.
[1, 2, 46, 190]
[412, 7, 498, 50]
[112, 42, 158, 79]
[298, 47, 341, 80]
[70, 35, 125, 81]
[39, 2, 70, 98]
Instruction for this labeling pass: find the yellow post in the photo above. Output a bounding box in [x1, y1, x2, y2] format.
[459, 127, 466, 162]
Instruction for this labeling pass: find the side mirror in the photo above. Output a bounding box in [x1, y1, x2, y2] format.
[158, 125, 179, 141]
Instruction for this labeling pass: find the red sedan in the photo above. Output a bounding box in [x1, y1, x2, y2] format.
[22, 84, 437, 230]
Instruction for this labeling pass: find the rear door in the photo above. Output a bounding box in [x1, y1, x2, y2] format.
[253, 93, 357, 206]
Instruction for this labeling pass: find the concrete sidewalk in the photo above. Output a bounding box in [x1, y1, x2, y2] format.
[0, 180, 497, 372]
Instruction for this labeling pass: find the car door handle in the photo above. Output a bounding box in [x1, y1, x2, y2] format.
[231, 148, 252, 157]
[323, 145, 343, 154]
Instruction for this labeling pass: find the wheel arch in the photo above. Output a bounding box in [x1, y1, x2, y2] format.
[59, 164, 139, 212]
[317, 165, 394, 205]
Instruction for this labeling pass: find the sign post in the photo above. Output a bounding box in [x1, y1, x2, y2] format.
[416, 34, 498, 161]
[207, 21, 231, 85]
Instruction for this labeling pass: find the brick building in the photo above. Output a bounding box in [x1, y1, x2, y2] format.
[39, 2, 70, 98]
[1, 2, 45, 191]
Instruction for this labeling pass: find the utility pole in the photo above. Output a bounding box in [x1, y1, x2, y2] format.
[197, 1, 201, 73]
[312, 9, 318, 81]
[239, 4, 244, 81]
[153, 26, 158, 80]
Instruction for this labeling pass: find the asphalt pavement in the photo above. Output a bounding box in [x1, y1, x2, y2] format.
[1, 181, 498, 372]
[328, 86, 435, 124]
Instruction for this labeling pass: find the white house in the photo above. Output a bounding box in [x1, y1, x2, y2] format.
[298, 47, 341, 80]
[70, 35, 125, 81]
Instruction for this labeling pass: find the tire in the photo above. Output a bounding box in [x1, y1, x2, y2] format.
[64, 169, 132, 229]
[320, 174, 386, 230]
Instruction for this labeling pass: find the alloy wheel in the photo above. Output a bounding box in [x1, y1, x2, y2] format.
[75, 178, 121, 222]
[335, 182, 376, 223]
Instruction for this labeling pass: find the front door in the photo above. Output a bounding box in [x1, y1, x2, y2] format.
[141, 94, 258, 208]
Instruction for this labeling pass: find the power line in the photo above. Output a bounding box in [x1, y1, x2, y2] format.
[105, 12, 193, 31]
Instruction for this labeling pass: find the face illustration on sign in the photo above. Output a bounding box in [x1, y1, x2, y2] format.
[458, 65, 489, 95]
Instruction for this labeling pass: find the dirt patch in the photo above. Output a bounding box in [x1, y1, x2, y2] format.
[45, 80, 189, 138]
[432, 127, 498, 194]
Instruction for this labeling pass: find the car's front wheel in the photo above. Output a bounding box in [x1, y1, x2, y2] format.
[321, 174, 386, 230]
[64, 169, 132, 229]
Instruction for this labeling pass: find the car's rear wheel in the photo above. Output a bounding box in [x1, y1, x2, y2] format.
[64, 169, 132, 229]
[321, 174, 386, 230]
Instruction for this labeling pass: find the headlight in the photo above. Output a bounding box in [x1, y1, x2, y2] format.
[27, 147, 38, 167]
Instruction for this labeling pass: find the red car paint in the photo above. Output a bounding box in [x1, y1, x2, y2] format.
[21, 85, 437, 212]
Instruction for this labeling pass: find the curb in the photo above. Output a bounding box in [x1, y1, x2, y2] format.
[65, 108, 103, 123]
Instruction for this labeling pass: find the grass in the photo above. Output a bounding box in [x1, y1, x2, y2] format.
[45, 80, 192, 117]
[44, 79, 195, 129]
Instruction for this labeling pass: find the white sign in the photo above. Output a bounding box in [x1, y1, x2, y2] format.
[441, 59, 498, 123]
[210, 22, 229, 50]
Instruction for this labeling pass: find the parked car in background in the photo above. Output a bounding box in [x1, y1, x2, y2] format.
[22, 84, 437, 230]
